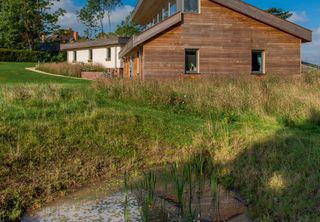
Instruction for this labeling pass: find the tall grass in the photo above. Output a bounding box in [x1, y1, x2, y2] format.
[36, 62, 107, 78]
[36, 62, 82, 77]
[95, 71, 320, 122]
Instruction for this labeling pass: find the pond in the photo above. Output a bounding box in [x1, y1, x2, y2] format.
[22, 154, 251, 222]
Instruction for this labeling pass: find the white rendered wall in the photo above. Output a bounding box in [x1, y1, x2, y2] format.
[76, 50, 90, 64]
[67, 51, 74, 63]
[67, 46, 122, 68]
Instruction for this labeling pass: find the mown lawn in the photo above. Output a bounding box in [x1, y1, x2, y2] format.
[0, 62, 88, 84]
[1, 63, 320, 221]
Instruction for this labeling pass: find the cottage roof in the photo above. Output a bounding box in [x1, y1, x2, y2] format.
[60, 37, 130, 51]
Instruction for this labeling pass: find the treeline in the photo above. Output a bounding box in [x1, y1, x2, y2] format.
[0, 0, 65, 50]
[0, 49, 66, 63]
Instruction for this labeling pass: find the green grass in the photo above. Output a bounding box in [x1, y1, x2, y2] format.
[1, 63, 320, 221]
[0, 62, 88, 84]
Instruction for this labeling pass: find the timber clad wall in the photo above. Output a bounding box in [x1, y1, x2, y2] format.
[125, 0, 302, 79]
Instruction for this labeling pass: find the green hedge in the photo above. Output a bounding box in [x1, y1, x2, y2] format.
[0, 49, 66, 63]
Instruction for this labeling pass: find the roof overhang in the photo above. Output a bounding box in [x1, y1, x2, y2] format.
[120, 13, 183, 57]
[132, 0, 170, 25]
[210, 0, 312, 42]
[60, 37, 130, 51]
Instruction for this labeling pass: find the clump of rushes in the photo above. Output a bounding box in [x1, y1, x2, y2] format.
[171, 163, 186, 215]
[140, 171, 157, 221]
[210, 173, 220, 221]
[123, 172, 130, 222]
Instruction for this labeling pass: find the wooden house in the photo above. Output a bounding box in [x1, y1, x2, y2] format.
[119, 0, 312, 79]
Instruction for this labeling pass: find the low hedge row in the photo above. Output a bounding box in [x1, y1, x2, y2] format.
[0, 49, 66, 63]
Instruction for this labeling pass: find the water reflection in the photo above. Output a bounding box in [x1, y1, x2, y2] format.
[130, 160, 248, 222]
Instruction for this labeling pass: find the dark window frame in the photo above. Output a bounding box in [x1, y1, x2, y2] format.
[106, 47, 112, 61]
[88, 49, 93, 62]
[73, 51, 77, 63]
[251, 50, 265, 75]
[185, 48, 200, 74]
[183, 0, 200, 14]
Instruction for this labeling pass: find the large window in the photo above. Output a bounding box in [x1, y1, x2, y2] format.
[185, 49, 199, 74]
[184, 0, 199, 13]
[252, 50, 265, 74]
[106, 48, 111, 61]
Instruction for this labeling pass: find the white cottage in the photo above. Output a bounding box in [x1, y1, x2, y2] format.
[60, 37, 130, 76]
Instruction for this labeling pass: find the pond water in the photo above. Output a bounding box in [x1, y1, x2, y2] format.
[22, 158, 251, 222]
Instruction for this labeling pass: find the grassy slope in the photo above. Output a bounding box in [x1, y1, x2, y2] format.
[0, 62, 88, 84]
[1, 64, 320, 221]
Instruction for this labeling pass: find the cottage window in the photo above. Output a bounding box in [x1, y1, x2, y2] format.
[73, 51, 77, 63]
[106, 48, 111, 61]
[185, 49, 199, 74]
[184, 0, 199, 13]
[252, 50, 265, 74]
[88, 49, 93, 62]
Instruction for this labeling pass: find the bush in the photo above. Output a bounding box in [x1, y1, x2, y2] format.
[0, 49, 66, 63]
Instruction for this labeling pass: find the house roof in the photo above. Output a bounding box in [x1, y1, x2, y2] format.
[60, 37, 130, 51]
[132, 0, 312, 42]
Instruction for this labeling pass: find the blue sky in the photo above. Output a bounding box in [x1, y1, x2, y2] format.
[55, 0, 320, 64]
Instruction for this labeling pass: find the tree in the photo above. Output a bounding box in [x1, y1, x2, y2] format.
[114, 14, 144, 37]
[266, 8, 292, 20]
[0, 0, 65, 50]
[78, 0, 121, 38]
[77, 2, 99, 39]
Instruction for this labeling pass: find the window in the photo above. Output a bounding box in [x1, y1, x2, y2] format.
[88, 49, 93, 62]
[184, 0, 199, 13]
[163, 4, 169, 19]
[170, 0, 177, 15]
[252, 50, 265, 74]
[185, 49, 199, 74]
[73, 51, 77, 63]
[106, 48, 111, 61]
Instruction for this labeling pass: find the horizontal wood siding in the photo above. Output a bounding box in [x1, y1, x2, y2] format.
[142, 0, 301, 79]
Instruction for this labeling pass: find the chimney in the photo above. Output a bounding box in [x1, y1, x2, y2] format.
[73, 31, 79, 42]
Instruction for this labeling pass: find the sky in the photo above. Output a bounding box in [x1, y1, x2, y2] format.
[53, 0, 320, 65]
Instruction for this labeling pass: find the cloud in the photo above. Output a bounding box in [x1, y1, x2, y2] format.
[51, 1, 133, 35]
[289, 11, 309, 23]
[302, 27, 320, 65]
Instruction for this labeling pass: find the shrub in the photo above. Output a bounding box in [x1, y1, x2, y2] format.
[0, 49, 66, 63]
